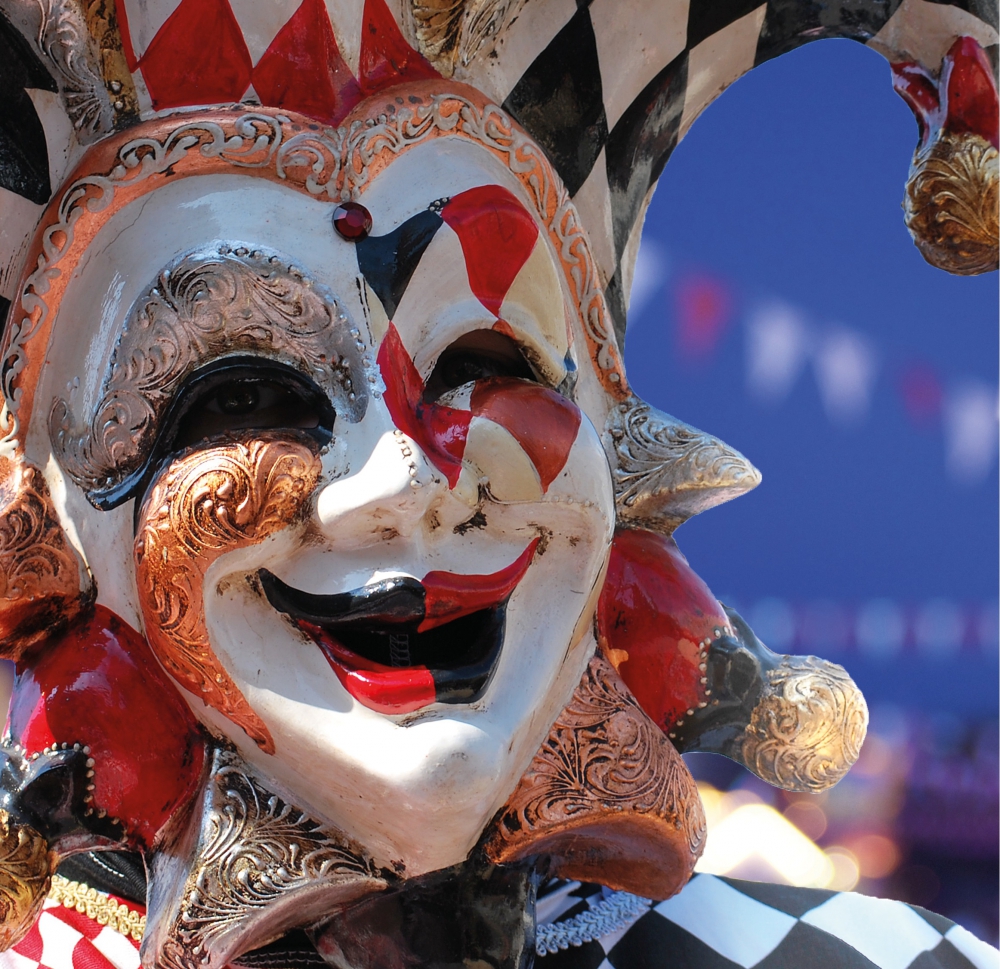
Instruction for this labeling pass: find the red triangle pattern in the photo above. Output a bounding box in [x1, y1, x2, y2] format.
[136, 0, 439, 121]
[357, 0, 438, 96]
[139, 0, 253, 111]
[252, 0, 361, 126]
[441, 185, 540, 317]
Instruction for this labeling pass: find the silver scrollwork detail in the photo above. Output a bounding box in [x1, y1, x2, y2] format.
[50, 245, 364, 500]
[740, 656, 869, 794]
[145, 748, 387, 969]
[606, 394, 762, 533]
[1, 113, 286, 450]
[0, 0, 113, 140]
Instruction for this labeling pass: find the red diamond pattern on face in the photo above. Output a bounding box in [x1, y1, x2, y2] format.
[252, 0, 361, 126]
[441, 186, 540, 317]
[138, 0, 253, 110]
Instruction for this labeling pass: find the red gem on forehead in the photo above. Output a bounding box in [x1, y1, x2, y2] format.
[333, 202, 373, 240]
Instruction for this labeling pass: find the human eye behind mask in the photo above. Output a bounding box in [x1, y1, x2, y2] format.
[113, 357, 336, 512]
[423, 329, 543, 402]
[168, 358, 336, 450]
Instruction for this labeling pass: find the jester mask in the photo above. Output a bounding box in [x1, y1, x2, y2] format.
[0, 1, 994, 968]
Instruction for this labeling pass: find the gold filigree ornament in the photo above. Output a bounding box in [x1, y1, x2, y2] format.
[410, 0, 529, 76]
[484, 655, 705, 900]
[135, 435, 322, 754]
[48, 875, 145, 941]
[741, 656, 869, 793]
[0, 809, 55, 950]
[903, 130, 999, 275]
[605, 395, 761, 534]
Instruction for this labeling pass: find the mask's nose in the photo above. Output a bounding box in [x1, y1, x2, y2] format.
[315, 426, 455, 549]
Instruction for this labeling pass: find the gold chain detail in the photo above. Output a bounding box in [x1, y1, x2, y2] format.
[48, 874, 145, 942]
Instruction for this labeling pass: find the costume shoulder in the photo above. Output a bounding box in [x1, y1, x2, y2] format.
[536, 874, 999, 969]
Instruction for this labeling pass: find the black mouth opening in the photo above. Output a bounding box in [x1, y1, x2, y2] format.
[258, 570, 507, 704]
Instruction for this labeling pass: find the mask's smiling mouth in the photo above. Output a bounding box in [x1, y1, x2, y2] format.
[258, 539, 538, 714]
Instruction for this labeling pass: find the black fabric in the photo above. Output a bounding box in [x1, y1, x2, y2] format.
[0, 8, 57, 204]
[56, 851, 147, 905]
[568, 883, 604, 900]
[502, 7, 608, 197]
[605, 911, 741, 969]
[604, 50, 687, 265]
[752, 921, 880, 969]
[356, 208, 443, 319]
[754, 0, 904, 66]
[686, 0, 768, 50]
[538, 940, 608, 969]
[719, 876, 837, 918]
[232, 931, 327, 969]
[908, 940, 983, 969]
[553, 900, 592, 923]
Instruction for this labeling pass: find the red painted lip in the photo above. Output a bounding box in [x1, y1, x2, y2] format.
[299, 540, 539, 714]
[301, 622, 439, 714]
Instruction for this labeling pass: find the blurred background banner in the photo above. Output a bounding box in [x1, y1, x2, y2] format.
[625, 38, 998, 943]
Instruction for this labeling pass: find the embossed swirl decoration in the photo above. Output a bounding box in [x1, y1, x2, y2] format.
[904, 131, 999, 275]
[741, 656, 869, 794]
[2, 113, 288, 447]
[134, 436, 321, 754]
[606, 395, 761, 532]
[485, 654, 705, 900]
[0, 457, 87, 657]
[0, 809, 53, 950]
[4, 97, 625, 451]
[156, 748, 386, 969]
[51, 246, 361, 498]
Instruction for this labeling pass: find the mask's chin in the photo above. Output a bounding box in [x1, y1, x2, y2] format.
[138, 740, 538, 969]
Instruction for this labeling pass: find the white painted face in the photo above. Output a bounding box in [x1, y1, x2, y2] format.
[29, 136, 616, 875]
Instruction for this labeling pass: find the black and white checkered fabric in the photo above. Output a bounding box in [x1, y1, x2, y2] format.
[536, 874, 999, 969]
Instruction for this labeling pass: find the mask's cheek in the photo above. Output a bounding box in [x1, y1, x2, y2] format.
[0, 456, 92, 658]
[134, 436, 321, 755]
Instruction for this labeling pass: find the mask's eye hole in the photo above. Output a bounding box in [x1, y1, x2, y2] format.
[424, 330, 536, 401]
[168, 361, 336, 452]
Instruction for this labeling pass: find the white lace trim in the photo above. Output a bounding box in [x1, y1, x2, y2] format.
[536, 891, 652, 956]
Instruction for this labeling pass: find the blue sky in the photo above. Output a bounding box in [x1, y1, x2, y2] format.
[623, 38, 998, 715]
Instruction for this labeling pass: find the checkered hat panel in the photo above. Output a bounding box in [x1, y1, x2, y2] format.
[494, 0, 997, 342]
[535, 874, 999, 969]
